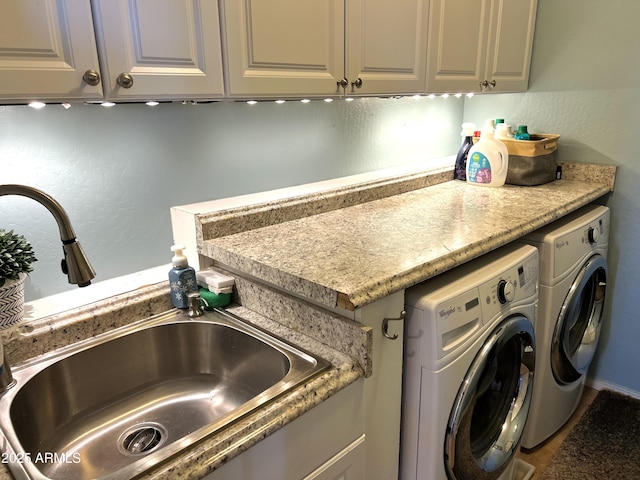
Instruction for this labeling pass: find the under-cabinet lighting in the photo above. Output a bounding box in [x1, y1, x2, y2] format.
[62, 103, 72, 110]
[441, 93, 450, 99]
[412, 94, 422, 99]
[427, 94, 436, 99]
[246, 100, 258, 105]
[323, 98, 333, 103]
[275, 99, 286, 104]
[345, 97, 354, 102]
[146, 101, 159, 106]
[454, 93, 462, 98]
[466, 92, 474, 98]
[101, 102, 116, 107]
[28, 101, 46, 109]
[300, 99, 311, 103]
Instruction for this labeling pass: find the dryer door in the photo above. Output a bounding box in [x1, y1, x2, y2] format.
[444, 315, 535, 480]
[551, 254, 607, 385]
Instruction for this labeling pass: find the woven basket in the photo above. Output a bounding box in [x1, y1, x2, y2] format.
[0, 273, 25, 329]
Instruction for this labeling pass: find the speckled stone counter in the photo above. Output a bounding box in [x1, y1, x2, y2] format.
[201, 169, 615, 311]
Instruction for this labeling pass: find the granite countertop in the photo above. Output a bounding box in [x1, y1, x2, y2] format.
[202, 176, 615, 311]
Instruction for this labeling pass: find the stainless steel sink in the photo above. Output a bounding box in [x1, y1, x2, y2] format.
[0, 309, 330, 480]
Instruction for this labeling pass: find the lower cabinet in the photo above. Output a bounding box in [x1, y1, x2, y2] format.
[204, 379, 365, 480]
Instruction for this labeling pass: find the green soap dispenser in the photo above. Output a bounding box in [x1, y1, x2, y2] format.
[168, 245, 198, 309]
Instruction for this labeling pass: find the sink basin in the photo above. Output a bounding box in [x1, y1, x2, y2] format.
[0, 309, 330, 479]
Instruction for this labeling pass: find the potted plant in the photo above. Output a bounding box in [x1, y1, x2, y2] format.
[0, 229, 37, 328]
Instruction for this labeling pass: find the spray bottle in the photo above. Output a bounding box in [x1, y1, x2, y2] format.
[466, 119, 509, 187]
[168, 244, 198, 308]
[454, 123, 476, 181]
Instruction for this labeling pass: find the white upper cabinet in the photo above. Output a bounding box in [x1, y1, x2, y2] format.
[221, 0, 429, 98]
[484, 0, 538, 92]
[221, 0, 344, 98]
[0, 0, 103, 103]
[426, 0, 537, 93]
[91, 0, 225, 101]
[346, 0, 429, 96]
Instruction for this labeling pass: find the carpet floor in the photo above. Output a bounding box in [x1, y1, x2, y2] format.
[541, 390, 640, 479]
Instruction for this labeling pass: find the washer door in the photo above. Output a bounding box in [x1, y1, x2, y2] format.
[444, 315, 535, 480]
[551, 254, 607, 385]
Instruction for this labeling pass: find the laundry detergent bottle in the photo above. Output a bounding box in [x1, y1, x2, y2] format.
[466, 119, 509, 187]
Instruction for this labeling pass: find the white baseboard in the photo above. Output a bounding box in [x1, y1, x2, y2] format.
[586, 377, 640, 400]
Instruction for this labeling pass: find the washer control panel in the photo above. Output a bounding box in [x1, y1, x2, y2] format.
[479, 254, 538, 323]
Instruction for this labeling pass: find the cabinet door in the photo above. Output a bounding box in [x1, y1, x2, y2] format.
[0, 0, 103, 102]
[92, 0, 224, 101]
[426, 0, 492, 93]
[484, 0, 537, 92]
[354, 291, 405, 480]
[222, 0, 344, 98]
[303, 435, 365, 480]
[346, 0, 429, 95]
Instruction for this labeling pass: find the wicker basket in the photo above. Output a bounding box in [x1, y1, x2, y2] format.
[0, 273, 25, 329]
[501, 134, 560, 186]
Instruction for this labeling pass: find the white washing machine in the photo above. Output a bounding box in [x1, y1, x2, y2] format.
[401, 243, 538, 480]
[520, 204, 609, 449]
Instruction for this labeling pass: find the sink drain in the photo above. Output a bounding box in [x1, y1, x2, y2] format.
[119, 423, 166, 456]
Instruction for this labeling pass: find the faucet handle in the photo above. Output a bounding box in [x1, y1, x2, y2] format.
[187, 292, 205, 318]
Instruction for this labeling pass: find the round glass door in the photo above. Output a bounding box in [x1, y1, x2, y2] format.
[551, 254, 607, 385]
[444, 315, 535, 480]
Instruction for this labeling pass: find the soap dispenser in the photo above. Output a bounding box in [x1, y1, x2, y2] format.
[168, 244, 198, 309]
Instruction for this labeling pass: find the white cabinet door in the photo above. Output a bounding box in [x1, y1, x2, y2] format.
[354, 290, 405, 480]
[205, 380, 364, 480]
[92, 0, 224, 101]
[426, 0, 537, 93]
[303, 435, 365, 480]
[0, 0, 103, 102]
[222, 0, 429, 98]
[346, 0, 429, 95]
[484, 0, 537, 92]
[222, 0, 345, 98]
[426, 0, 492, 93]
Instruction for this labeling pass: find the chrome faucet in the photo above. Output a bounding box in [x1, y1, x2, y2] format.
[0, 184, 97, 393]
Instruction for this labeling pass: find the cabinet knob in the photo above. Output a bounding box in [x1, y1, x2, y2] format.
[337, 77, 349, 89]
[117, 72, 134, 89]
[82, 70, 101, 86]
[480, 80, 497, 89]
[351, 77, 363, 89]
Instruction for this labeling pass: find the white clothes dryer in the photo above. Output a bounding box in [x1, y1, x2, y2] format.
[401, 243, 538, 480]
[520, 204, 609, 449]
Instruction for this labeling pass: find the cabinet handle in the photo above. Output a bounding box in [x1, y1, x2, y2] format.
[351, 77, 363, 89]
[337, 77, 349, 89]
[480, 80, 497, 89]
[82, 70, 101, 86]
[382, 310, 406, 340]
[117, 73, 134, 89]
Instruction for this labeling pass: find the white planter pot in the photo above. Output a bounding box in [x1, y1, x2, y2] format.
[0, 272, 26, 329]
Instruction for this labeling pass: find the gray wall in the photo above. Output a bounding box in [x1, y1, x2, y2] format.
[0, 97, 462, 301]
[463, 0, 638, 394]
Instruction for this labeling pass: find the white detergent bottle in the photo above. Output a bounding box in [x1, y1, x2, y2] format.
[466, 119, 509, 187]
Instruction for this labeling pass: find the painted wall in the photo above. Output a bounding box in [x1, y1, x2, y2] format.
[463, 0, 639, 394]
[0, 97, 463, 301]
